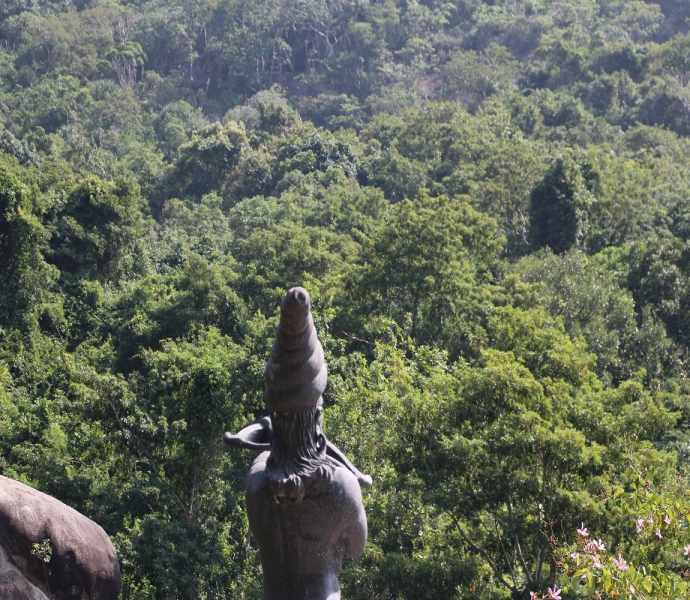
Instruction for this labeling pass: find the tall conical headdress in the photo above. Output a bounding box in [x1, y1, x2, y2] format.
[264, 287, 327, 414]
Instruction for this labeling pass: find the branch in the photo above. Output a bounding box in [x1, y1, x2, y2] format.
[140, 447, 188, 517]
[508, 499, 534, 585]
[514, 532, 533, 585]
[536, 546, 545, 583]
[486, 513, 517, 589]
[102, 393, 149, 509]
[187, 461, 201, 520]
[450, 515, 516, 593]
[341, 331, 375, 346]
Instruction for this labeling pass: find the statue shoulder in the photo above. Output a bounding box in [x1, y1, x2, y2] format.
[246, 451, 270, 493]
[330, 465, 367, 557]
[330, 465, 364, 507]
[249, 450, 270, 471]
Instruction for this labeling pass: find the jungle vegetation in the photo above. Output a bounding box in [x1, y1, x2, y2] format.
[2, 0, 690, 598]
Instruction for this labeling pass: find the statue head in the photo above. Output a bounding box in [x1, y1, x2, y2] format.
[263, 287, 336, 503]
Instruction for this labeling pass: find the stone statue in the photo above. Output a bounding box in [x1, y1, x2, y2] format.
[224, 286, 369, 600]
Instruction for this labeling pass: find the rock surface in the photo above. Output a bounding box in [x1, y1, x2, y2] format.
[0, 475, 121, 600]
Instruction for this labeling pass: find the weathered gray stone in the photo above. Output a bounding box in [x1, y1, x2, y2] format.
[0, 544, 48, 600]
[0, 476, 121, 600]
[225, 286, 368, 600]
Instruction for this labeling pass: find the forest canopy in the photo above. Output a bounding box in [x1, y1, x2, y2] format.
[2, 0, 690, 598]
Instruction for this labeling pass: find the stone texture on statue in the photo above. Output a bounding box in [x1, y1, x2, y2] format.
[225, 286, 368, 600]
[0, 475, 121, 600]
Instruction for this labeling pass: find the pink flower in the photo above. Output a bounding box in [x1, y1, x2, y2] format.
[592, 556, 603, 569]
[570, 552, 581, 561]
[530, 592, 539, 600]
[547, 587, 562, 600]
[577, 523, 589, 537]
[656, 529, 663, 539]
[636, 517, 645, 532]
[647, 516, 654, 524]
[664, 513, 671, 525]
[613, 553, 629, 571]
[684, 544, 690, 556]
[585, 539, 606, 553]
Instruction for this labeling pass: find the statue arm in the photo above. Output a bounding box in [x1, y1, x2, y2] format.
[225, 419, 373, 489]
[325, 437, 372, 489]
[223, 416, 272, 451]
[340, 478, 368, 559]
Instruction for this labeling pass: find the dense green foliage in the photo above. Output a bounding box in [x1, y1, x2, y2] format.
[2, 0, 690, 598]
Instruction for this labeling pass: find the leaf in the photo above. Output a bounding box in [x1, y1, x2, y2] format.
[603, 571, 612, 592]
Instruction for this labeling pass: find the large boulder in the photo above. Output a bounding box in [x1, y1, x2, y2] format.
[0, 476, 120, 599]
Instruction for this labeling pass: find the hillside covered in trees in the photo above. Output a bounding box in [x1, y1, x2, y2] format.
[3, 0, 690, 598]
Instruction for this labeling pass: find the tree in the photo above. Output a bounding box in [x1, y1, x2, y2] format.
[514, 248, 676, 387]
[345, 191, 502, 356]
[172, 121, 247, 198]
[628, 238, 690, 353]
[0, 166, 56, 330]
[107, 42, 147, 90]
[49, 177, 148, 284]
[472, 136, 544, 257]
[113, 330, 255, 596]
[12, 76, 94, 135]
[443, 43, 518, 110]
[328, 307, 678, 599]
[558, 458, 690, 600]
[529, 155, 595, 254]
